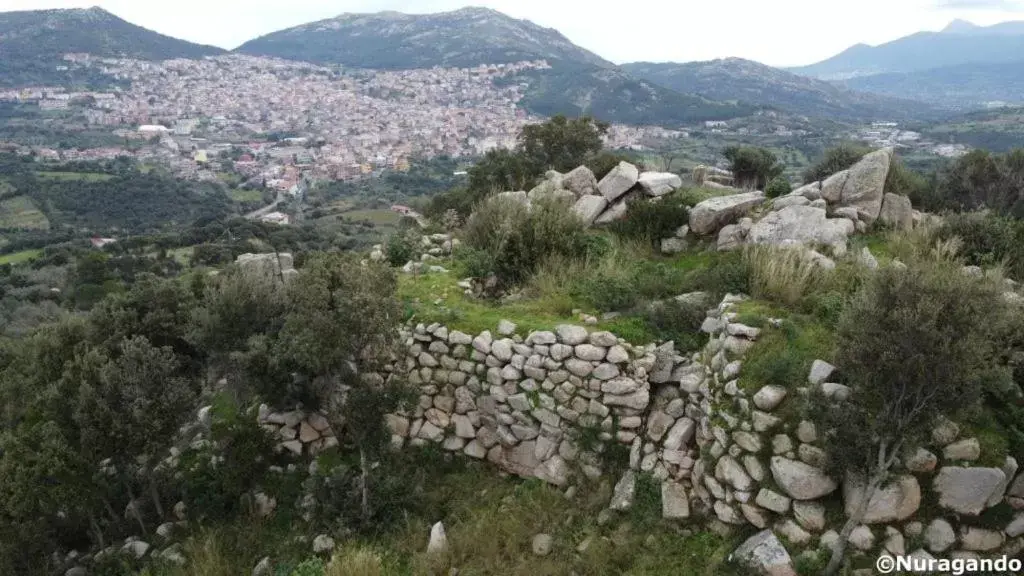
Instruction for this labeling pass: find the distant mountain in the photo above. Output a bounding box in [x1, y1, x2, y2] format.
[621, 58, 940, 121]
[790, 20, 1024, 80]
[235, 7, 752, 126]
[0, 7, 224, 87]
[235, 7, 613, 70]
[844, 60, 1024, 109]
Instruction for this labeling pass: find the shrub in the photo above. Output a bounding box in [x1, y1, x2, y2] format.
[574, 267, 639, 312]
[936, 211, 1024, 278]
[744, 245, 827, 307]
[765, 176, 792, 198]
[462, 196, 589, 287]
[741, 319, 834, 393]
[385, 230, 417, 267]
[610, 193, 690, 245]
[640, 299, 707, 352]
[802, 143, 871, 183]
[326, 548, 386, 576]
[723, 146, 784, 190]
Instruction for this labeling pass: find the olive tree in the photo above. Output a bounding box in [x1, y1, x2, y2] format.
[275, 253, 411, 519]
[817, 262, 1008, 575]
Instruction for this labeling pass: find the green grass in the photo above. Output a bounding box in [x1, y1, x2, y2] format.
[342, 209, 403, 227]
[35, 170, 114, 182]
[0, 249, 42, 265]
[228, 188, 264, 203]
[0, 195, 49, 230]
[738, 306, 834, 395]
[399, 269, 583, 336]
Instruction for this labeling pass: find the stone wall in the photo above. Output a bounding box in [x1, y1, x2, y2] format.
[257, 293, 1024, 571]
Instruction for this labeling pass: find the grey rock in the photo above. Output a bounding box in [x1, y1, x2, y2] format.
[753, 385, 787, 411]
[595, 200, 628, 225]
[312, 534, 335, 554]
[428, 521, 448, 554]
[662, 480, 690, 519]
[878, 193, 913, 231]
[904, 447, 938, 473]
[573, 195, 609, 226]
[716, 455, 755, 491]
[836, 148, 893, 224]
[755, 488, 791, 514]
[792, 500, 826, 532]
[562, 165, 599, 197]
[732, 530, 796, 576]
[770, 456, 837, 500]
[638, 171, 683, 197]
[556, 324, 589, 345]
[808, 360, 835, 385]
[598, 161, 640, 202]
[689, 191, 766, 236]
[532, 533, 554, 556]
[820, 170, 850, 203]
[933, 466, 1006, 515]
[747, 205, 855, 248]
[610, 470, 637, 511]
[943, 437, 980, 461]
[848, 525, 875, 551]
[959, 527, 1003, 551]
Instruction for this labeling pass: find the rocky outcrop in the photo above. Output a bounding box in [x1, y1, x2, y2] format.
[689, 191, 766, 235]
[745, 205, 855, 251]
[573, 195, 608, 226]
[638, 172, 683, 197]
[878, 193, 913, 230]
[598, 161, 640, 202]
[836, 148, 892, 225]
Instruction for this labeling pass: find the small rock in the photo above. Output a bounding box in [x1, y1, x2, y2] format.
[312, 534, 335, 554]
[532, 533, 553, 556]
[428, 521, 448, 554]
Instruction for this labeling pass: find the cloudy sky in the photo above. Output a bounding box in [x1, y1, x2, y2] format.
[3, 0, 1024, 66]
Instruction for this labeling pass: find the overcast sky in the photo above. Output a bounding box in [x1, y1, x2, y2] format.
[3, 0, 1024, 67]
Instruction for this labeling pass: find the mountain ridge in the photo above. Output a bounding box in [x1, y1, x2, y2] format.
[621, 58, 941, 121]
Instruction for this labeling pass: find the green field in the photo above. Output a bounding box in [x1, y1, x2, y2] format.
[0, 249, 42, 265]
[0, 195, 49, 230]
[341, 208, 402, 227]
[36, 171, 114, 182]
[228, 188, 264, 203]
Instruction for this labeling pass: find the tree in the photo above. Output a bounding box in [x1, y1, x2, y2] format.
[723, 146, 783, 190]
[816, 262, 1007, 575]
[72, 336, 197, 530]
[802, 143, 871, 184]
[518, 114, 608, 174]
[275, 253, 410, 519]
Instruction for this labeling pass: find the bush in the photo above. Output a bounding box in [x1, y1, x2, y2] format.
[610, 193, 690, 245]
[936, 211, 1024, 277]
[765, 176, 792, 198]
[802, 143, 871, 183]
[385, 230, 417, 267]
[680, 251, 751, 297]
[723, 146, 784, 190]
[741, 319, 834, 393]
[640, 299, 707, 352]
[462, 196, 589, 288]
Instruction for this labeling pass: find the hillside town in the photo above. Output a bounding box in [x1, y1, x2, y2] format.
[0, 54, 686, 192]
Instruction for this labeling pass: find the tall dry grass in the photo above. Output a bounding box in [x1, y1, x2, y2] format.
[743, 244, 828, 307]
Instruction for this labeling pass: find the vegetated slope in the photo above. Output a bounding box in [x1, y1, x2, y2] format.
[921, 106, 1024, 152]
[844, 60, 1024, 110]
[22, 172, 233, 232]
[622, 58, 940, 121]
[789, 19, 1024, 80]
[0, 7, 225, 87]
[234, 6, 612, 69]
[500, 64, 755, 126]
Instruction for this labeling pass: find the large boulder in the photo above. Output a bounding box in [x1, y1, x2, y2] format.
[878, 193, 913, 230]
[638, 172, 683, 197]
[836, 148, 893, 224]
[561, 165, 599, 197]
[820, 170, 849, 204]
[933, 466, 1006, 515]
[598, 161, 639, 202]
[770, 457, 838, 500]
[843, 474, 921, 524]
[689, 191, 766, 236]
[573, 195, 608, 226]
[732, 530, 797, 576]
[747, 205, 855, 248]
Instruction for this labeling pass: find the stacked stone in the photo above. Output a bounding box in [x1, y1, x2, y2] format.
[257, 406, 338, 456]
[386, 321, 655, 487]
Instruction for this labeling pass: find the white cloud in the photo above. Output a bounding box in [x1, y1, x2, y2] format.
[2, 0, 1023, 66]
